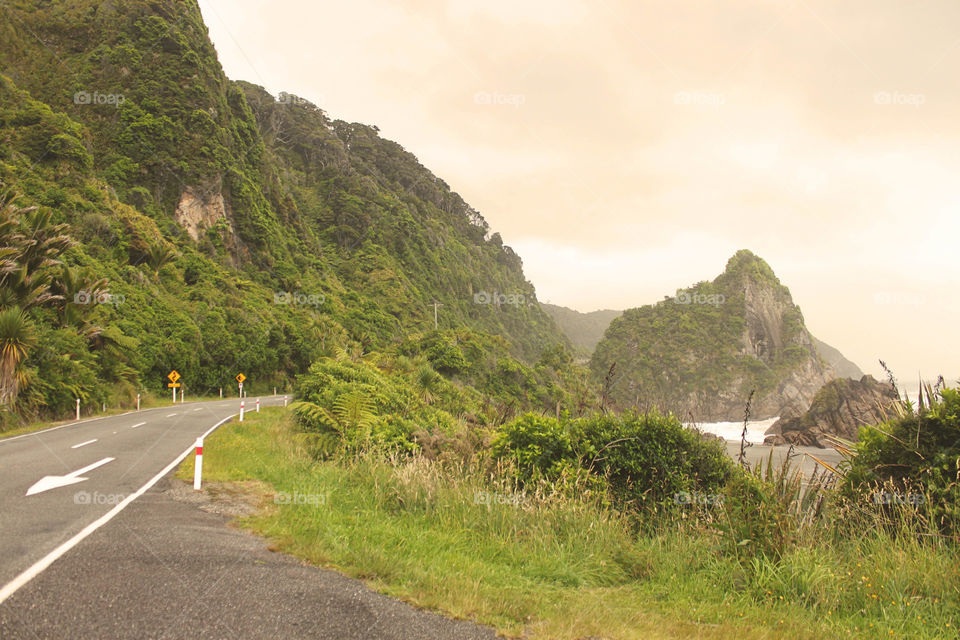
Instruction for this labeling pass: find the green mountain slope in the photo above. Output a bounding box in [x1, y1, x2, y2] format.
[590, 250, 836, 421]
[0, 0, 566, 420]
[540, 303, 621, 356]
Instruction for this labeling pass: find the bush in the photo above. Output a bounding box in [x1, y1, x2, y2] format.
[490, 414, 575, 482]
[570, 411, 732, 513]
[842, 387, 960, 538]
[492, 411, 732, 513]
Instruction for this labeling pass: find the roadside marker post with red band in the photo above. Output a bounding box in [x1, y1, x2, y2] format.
[239, 399, 245, 422]
[256, 398, 260, 413]
[193, 438, 203, 491]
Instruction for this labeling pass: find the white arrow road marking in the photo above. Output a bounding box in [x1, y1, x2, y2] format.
[70, 439, 97, 449]
[130, 422, 146, 429]
[0, 414, 235, 605]
[25, 457, 115, 496]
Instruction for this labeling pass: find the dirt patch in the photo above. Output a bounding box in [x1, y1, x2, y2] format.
[164, 476, 275, 520]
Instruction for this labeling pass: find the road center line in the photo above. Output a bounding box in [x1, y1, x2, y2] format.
[166, 413, 177, 417]
[0, 414, 237, 604]
[70, 439, 97, 449]
[130, 422, 146, 429]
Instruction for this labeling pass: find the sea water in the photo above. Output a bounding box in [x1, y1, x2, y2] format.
[684, 417, 779, 443]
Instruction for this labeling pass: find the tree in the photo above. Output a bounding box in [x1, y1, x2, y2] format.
[0, 307, 36, 406]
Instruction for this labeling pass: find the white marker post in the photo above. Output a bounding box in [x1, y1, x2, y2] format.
[137, 394, 141, 411]
[239, 398, 245, 422]
[283, 395, 288, 407]
[219, 388, 223, 399]
[193, 438, 203, 491]
[75, 398, 80, 421]
[256, 398, 260, 413]
[181, 386, 184, 403]
[273, 387, 277, 397]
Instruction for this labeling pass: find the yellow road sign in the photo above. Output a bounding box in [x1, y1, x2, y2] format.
[168, 370, 181, 383]
[236, 373, 246, 384]
[167, 382, 181, 388]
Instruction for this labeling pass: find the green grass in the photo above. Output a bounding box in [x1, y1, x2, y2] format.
[177, 408, 960, 639]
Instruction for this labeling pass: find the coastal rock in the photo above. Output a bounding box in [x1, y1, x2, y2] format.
[764, 375, 899, 447]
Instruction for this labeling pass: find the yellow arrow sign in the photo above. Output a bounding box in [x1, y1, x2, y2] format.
[236, 373, 246, 384]
[168, 370, 181, 383]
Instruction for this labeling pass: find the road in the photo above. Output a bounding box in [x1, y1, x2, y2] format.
[0, 397, 496, 639]
[0, 397, 284, 596]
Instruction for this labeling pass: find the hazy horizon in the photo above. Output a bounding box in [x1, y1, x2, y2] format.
[197, 0, 960, 382]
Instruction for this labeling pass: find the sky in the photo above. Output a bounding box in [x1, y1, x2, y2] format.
[197, 0, 959, 382]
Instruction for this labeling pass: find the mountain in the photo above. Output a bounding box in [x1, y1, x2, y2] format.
[0, 0, 567, 419]
[764, 375, 898, 447]
[541, 303, 621, 356]
[590, 250, 838, 421]
[811, 337, 863, 380]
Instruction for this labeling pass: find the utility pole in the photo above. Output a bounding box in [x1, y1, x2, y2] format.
[429, 300, 442, 330]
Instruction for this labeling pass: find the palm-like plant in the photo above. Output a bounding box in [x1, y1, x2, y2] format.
[0, 306, 36, 406]
[413, 364, 441, 405]
[144, 242, 178, 277]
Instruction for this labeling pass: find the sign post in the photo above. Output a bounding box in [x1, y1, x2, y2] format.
[168, 370, 181, 403]
[236, 373, 246, 421]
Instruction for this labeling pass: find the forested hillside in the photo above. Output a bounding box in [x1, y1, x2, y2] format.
[591, 250, 836, 421]
[0, 0, 567, 423]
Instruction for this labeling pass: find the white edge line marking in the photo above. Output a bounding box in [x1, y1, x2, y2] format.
[0, 414, 237, 605]
[70, 439, 97, 449]
[130, 422, 146, 429]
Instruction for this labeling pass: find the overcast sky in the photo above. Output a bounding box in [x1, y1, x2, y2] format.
[197, 0, 959, 381]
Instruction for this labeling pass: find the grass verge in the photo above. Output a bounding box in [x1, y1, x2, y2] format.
[176, 408, 960, 639]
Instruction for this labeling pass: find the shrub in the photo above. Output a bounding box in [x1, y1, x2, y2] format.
[490, 413, 575, 482]
[570, 411, 732, 513]
[842, 387, 960, 538]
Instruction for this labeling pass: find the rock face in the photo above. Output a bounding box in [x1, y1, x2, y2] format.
[173, 180, 235, 242]
[764, 375, 899, 447]
[590, 250, 840, 422]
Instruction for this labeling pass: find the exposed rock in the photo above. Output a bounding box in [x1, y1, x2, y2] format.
[764, 375, 899, 447]
[173, 178, 235, 242]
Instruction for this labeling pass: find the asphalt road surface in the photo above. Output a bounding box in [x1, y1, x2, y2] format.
[0, 396, 494, 639]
